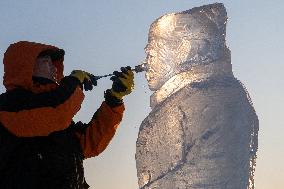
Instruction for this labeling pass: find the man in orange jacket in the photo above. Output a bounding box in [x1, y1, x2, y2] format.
[0, 41, 134, 189]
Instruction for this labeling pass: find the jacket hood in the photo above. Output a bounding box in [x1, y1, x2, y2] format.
[3, 41, 64, 91]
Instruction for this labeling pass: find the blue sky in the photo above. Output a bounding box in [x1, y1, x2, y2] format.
[0, 1, 283, 188]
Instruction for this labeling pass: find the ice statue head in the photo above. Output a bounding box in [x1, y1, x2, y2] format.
[145, 3, 229, 91]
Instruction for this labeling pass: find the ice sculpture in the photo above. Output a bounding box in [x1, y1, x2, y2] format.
[136, 3, 258, 189]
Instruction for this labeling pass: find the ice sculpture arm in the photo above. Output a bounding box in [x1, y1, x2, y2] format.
[136, 104, 187, 188]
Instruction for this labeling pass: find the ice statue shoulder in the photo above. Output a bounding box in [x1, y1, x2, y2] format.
[136, 3, 259, 189]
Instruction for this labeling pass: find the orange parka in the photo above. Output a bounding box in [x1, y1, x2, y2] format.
[0, 41, 124, 188]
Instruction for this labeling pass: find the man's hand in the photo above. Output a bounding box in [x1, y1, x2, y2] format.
[110, 66, 134, 100]
[70, 70, 97, 91]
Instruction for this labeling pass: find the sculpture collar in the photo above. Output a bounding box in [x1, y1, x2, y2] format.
[150, 59, 233, 109]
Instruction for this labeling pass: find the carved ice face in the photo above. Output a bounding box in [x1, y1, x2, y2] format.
[145, 3, 227, 91]
[145, 36, 181, 91]
[144, 36, 215, 90]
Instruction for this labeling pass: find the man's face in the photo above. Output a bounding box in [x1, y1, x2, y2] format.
[33, 56, 57, 82]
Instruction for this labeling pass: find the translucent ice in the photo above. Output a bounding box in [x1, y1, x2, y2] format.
[144, 3, 228, 92]
[136, 3, 258, 189]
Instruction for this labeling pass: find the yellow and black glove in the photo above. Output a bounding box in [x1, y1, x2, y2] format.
[70, 70, 97, 91]
[105, 66, 134, 106]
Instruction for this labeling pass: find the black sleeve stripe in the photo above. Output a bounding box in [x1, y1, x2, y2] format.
[0, 76, 81, 112]
[66, 121, 89, 134]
